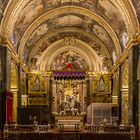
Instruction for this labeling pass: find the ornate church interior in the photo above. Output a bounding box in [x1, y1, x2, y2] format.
[0, 0, 140, 140]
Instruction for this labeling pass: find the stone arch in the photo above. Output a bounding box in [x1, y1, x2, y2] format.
[38, 39, 102, 71]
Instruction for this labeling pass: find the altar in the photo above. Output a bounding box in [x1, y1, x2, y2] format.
[55, 114, 83, 131]
[51, 70, 88, 132]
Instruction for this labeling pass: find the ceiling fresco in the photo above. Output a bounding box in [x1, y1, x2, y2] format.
[13, 0, 128, 50]
[26, 30, 112, 70]
[50, 50, 89, 71]
[24, 13, 114, 56]
[0, 0, 8, 21]
[0, 0, 9, 11]
[28, 37, 112, 72]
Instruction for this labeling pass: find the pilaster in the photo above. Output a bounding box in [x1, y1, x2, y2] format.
[121, 86, 129, 124]
[17, 64, 22, 124]
[118, 66, 122, 124]
[137, 45, 140, 130]
[83, 81, 87, 113]
[52, 80, 57, 114]
[12, 90, 18, 123]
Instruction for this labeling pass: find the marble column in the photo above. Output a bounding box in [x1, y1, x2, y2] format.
[0, 45, 10, 132]
[137, 45, 140, 129]
[128, 45, 139, 129]
[46, 76, 50, 107]
[138, 78, 140, 129]
[17, 64, 22, 124]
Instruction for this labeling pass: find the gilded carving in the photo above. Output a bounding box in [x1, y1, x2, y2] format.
[28, 96, 48, 105]
[93, 75, 111, 94]
[64, 37, 75, 46]
[122, 65, 128, 87]
[121, 60, 129, 124]
[28, 74, 47, 94]
[27, 74, 48, 105]
[112, 71, 119, 96]
[122, 94, 129, 124]
[0, 35, 7, 45]
[11, 61, 18, 123]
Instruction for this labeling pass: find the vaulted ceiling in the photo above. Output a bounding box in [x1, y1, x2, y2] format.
[0, 0, 140, 72]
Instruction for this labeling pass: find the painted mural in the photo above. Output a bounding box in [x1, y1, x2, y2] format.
[26, 22, 49, 53]
[25, 13, 114, 61]
[26, 34, 112, 73]
[84, 0, 127, 48]
[13, 0, 127, 52]
[15, 0, 43, 30]
[27, 30, 113, 72]
[57, 15, 83, 26]
[26, 14, 84, 50]
[10, 0, 127, 72]
[92, 24, 114, 49]
[50, 51, 89, 71]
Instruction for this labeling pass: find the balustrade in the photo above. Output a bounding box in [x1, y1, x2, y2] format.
[4, 124, 135, 139]
[85, 124, 135, 139]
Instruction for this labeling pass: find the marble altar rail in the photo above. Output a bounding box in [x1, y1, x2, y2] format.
[2, 124, 137, 140]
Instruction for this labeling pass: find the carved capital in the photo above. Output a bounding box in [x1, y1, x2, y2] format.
[132, 33, 140, 45]
[0, 35, 7, 46]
